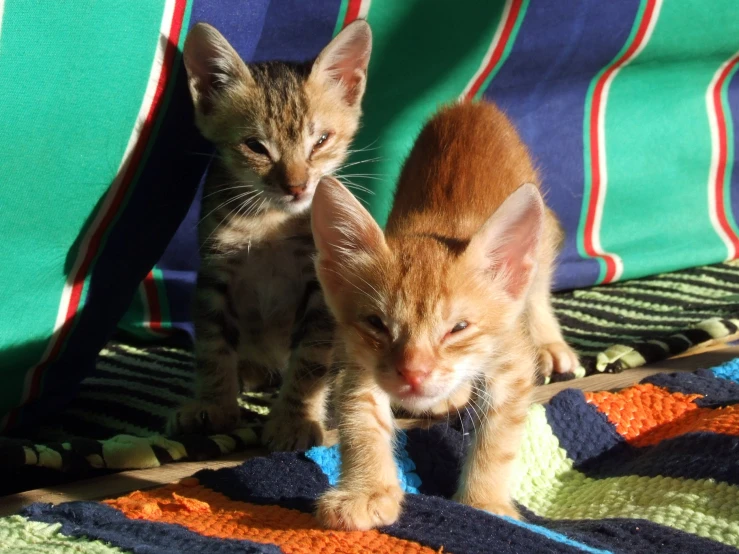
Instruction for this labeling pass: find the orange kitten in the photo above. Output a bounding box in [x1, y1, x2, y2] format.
[310, 101, 578, 530]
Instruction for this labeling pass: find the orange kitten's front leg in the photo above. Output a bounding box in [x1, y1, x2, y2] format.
[316, 370, 403, 531]
[454, 352, 535, 519]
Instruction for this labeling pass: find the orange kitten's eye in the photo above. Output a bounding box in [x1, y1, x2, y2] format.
[312, 132, 331, 153]
[365, 315, 388, 334]
[244, 138, 269, 157]
[451, 321, 469, 334]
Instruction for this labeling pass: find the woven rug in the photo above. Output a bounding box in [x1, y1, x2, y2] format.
[6, 357, 739, 553]
[2, 261, 739, 478]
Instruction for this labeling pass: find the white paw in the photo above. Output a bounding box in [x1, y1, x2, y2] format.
[537, 342, 579, 376]
[316, 485, 404, 531]
[168, 400, 240, 435]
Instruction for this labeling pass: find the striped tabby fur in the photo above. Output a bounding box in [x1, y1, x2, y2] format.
[168, 21, 372, 450]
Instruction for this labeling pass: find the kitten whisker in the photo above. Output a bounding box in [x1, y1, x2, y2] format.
[337, 156, 383, 170]
[202, 184, 256, 200]
[341, 181, 376, 197]
[346, 139, 380, 154]
[199, 190, 261, 224]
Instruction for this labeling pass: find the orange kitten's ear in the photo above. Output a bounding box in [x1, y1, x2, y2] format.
[183, 23, 252, 115]
[465, 183, 544, 299]
[311, 176, 385, 295]
[310, 20, 372, 107]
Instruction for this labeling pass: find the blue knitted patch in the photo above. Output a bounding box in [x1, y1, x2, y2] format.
[305, 431, 422, 494]
[710, 357, 739, 383]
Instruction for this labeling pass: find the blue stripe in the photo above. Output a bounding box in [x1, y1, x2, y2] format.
[728, 68, 739, 243]
[481, 0, 641, 290]
[502, 516, 612, 554]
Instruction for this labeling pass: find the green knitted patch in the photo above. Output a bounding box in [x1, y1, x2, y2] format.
[513, 406, 739, 547]
[0, 516, 123, 553]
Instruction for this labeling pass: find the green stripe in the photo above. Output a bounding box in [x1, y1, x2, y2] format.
[721, 60, 739, 240]
[599, 0, 739, 281]
[348, 1, 507, 226]
[0, 2, 167, 414]
[515, 405, 739, 547]
[578, 0, 648, 283]
[333, 0, 349, 37]
[474, 0, 530, 100]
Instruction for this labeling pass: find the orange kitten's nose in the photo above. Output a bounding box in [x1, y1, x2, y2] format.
[397, 365, 430, 389]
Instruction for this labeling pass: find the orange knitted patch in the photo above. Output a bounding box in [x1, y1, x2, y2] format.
[585, 383, 739, 447]
[104, 479, 438, 554]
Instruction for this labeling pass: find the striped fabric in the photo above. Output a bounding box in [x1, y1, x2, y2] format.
[123, 0, 739, 338]
[2, 0, 739, 432]
[6, 358, 739, 553]
[2, 261, 738, 479]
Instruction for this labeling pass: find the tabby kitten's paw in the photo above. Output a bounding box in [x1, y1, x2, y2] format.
[261, 411, 325, 451]
[316, 485, 404, 531]
[537, 342, 579, 376]
[168, 401, 240, 435]
[454, 492, 521, 520]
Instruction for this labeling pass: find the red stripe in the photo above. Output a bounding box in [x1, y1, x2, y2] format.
[583, 0, 657, 283]
[143, 271, 164, 331]
[464, 0, 523, 101]
[712, 55, 739, 257]
[343, 0, 363, 26]
[20, 1, 188, 416]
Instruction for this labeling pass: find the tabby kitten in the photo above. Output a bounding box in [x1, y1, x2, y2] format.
[168, 21, 372, 451]
[311, 101, 578, 530]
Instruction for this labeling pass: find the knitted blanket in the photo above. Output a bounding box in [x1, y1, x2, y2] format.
[6, 358, 739, 553]
[2, 262, 738, 481]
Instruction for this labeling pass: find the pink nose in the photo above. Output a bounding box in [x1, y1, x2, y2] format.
[398, 365, 430, 389]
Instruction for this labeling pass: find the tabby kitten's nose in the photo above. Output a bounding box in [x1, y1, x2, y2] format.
[282, 182, 307, 198]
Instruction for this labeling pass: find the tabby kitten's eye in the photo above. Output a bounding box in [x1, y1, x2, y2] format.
[312, 132, 331, 153]
[244, 138, 269, 157]
[451, 321, 469, 334]
[366, 315, 387, 333]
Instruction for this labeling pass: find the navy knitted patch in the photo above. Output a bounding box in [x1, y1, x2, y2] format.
[22, 502, 280, 554]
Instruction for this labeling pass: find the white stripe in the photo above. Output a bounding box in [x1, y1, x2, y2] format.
[140, 281, 153, 329]
[706, 53, 739, 261]
[590, 0, 663, 282]
[357, 0, 371, 20]
[0, 1, 6, 55]
[20, 0, 178, 404]
[459, 0, 514, 100]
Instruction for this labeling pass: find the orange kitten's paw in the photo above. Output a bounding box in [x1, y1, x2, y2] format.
[538, 342, 579, 376]
[454, 492, 521, 520]
[168, 401, 240, 435]
[261, 410, 325, 451]
[317, 486, 404, 531]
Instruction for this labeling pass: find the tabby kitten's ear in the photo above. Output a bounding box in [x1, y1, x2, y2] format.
[183, 22, 252, 116]
[465, 183, 544, 300]
[311, 177, 386, 295]
[310, 20, 372, 107]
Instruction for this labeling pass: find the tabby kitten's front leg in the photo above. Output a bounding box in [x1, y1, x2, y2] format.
[262, 283, 334, 450]
[316, 368, 403, 531]
[169, 260, 241, 434]
[453, 351, 535, 519]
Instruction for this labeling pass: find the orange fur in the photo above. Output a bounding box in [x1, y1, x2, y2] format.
[312, 101, 578, 530]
